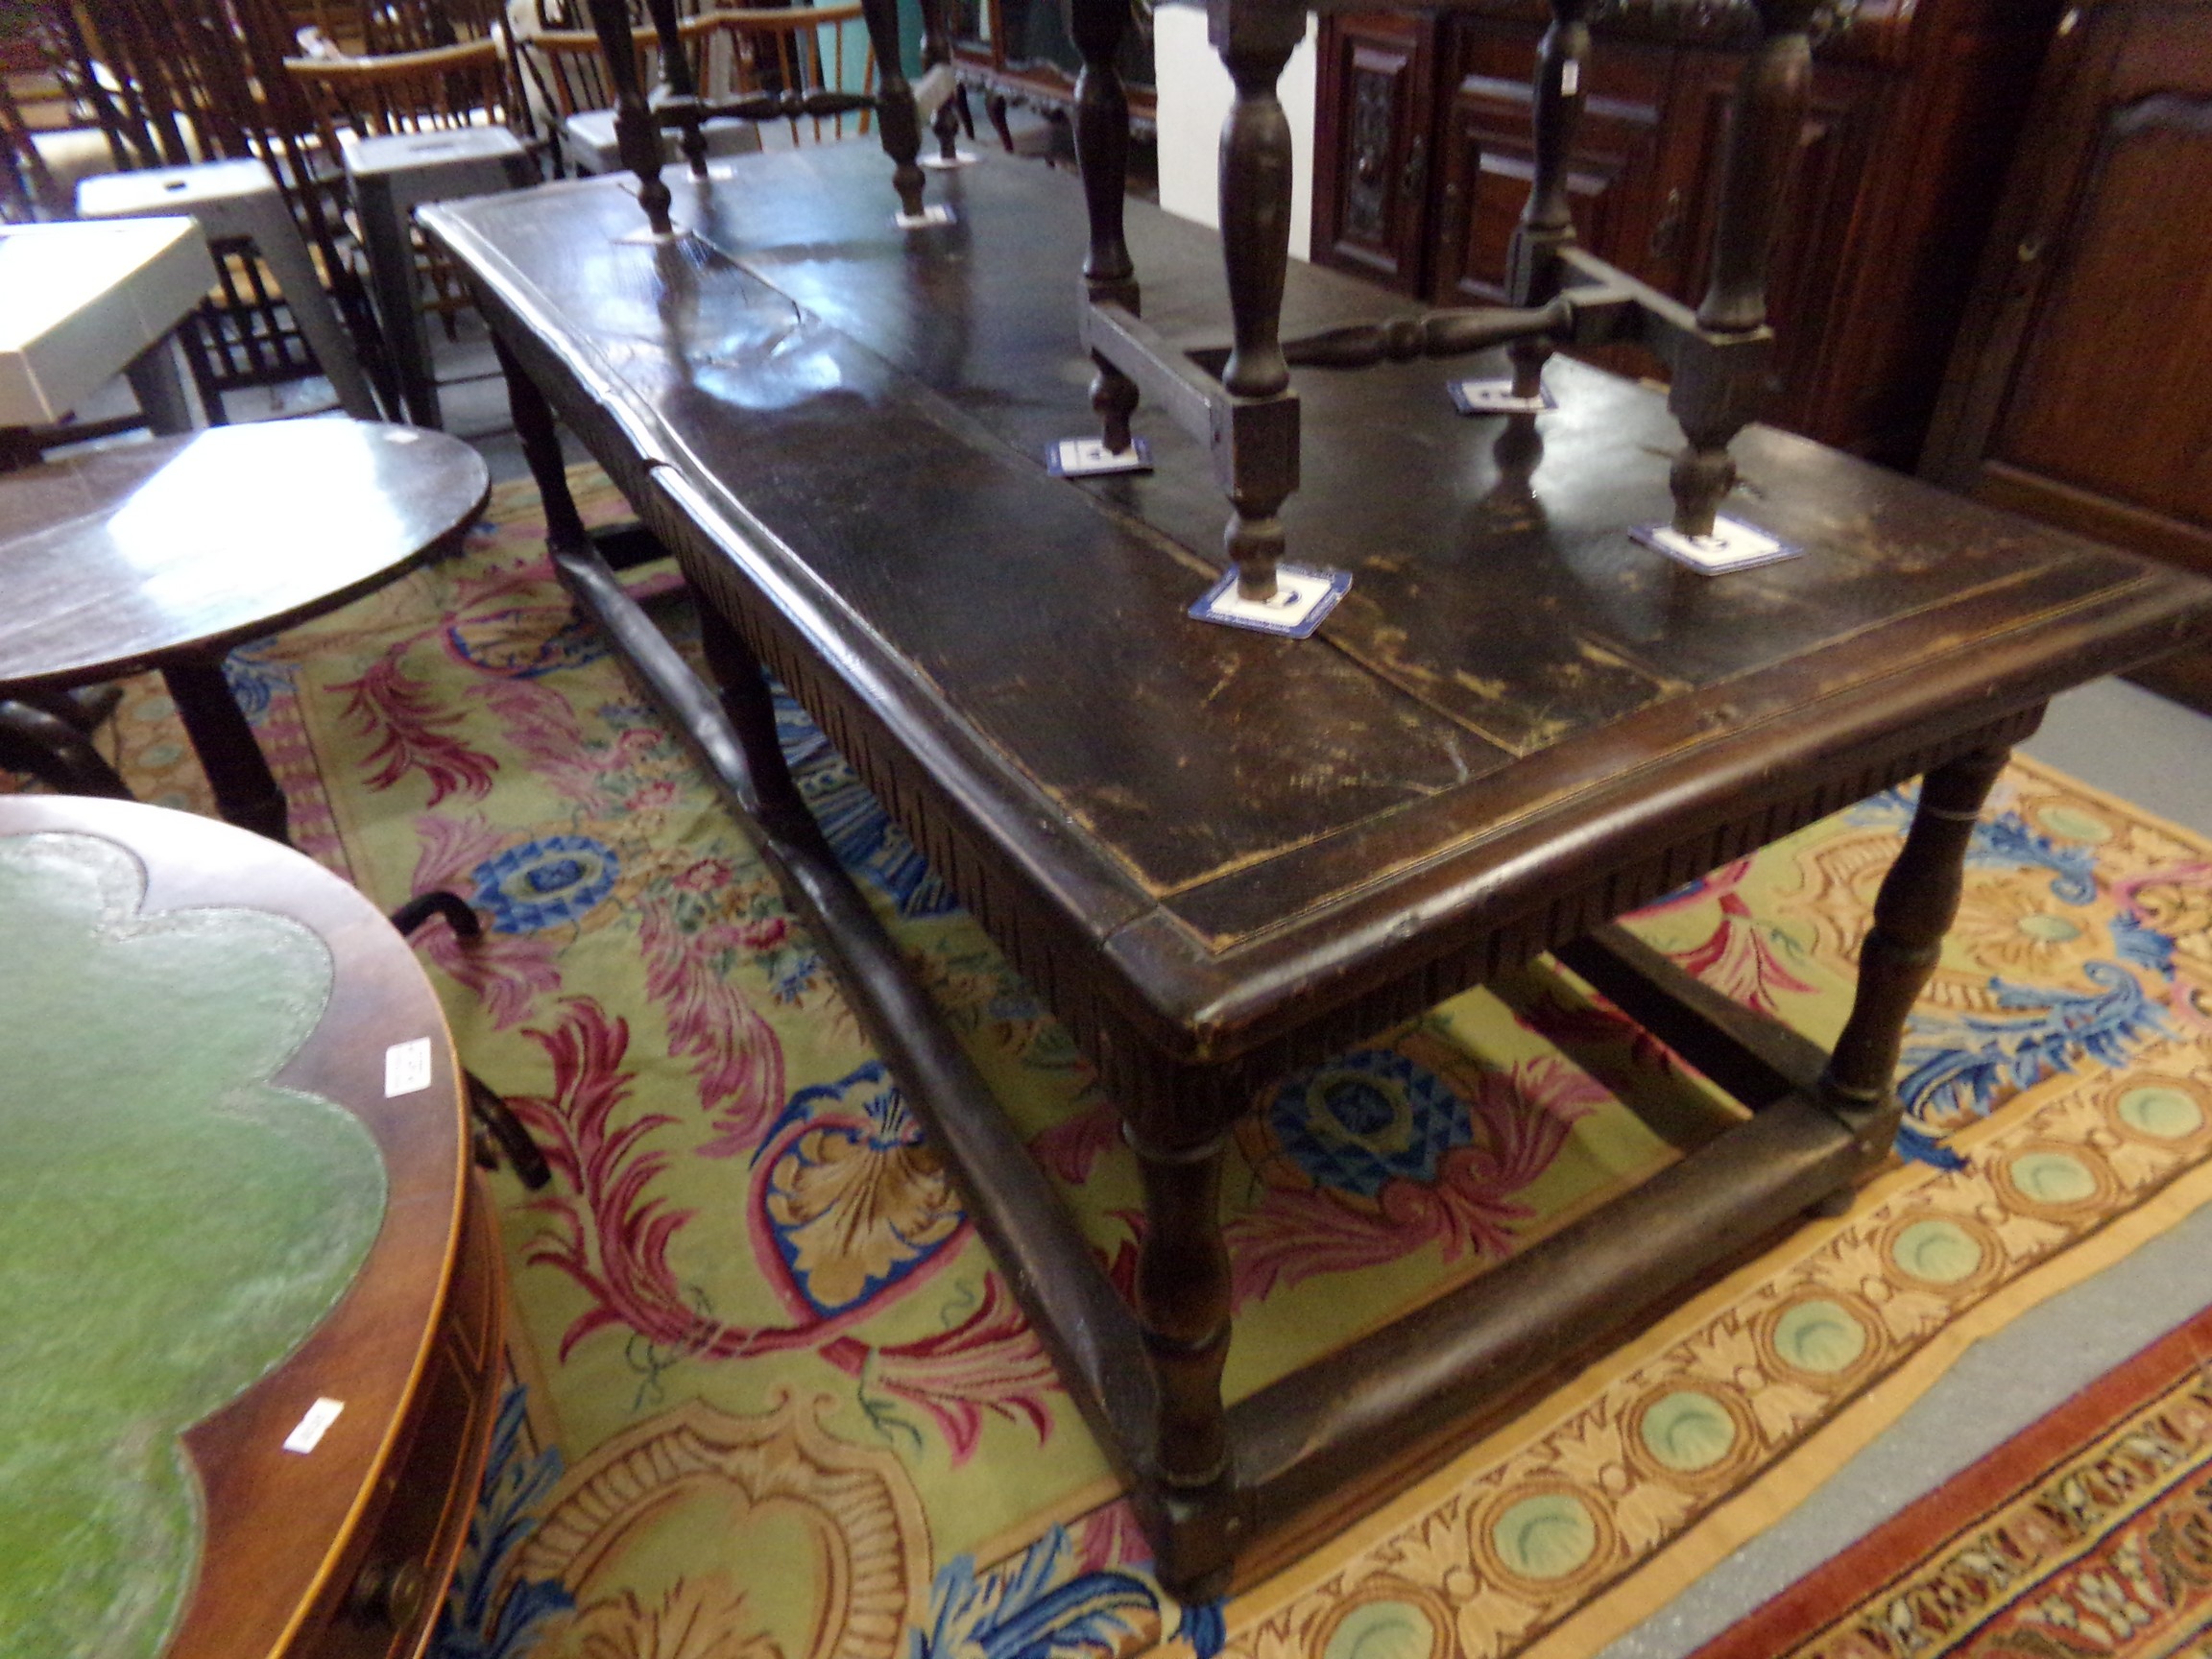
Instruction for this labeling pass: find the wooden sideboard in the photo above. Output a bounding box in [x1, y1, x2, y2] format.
[1922, 0, 2212, 704]
[1923, 0, 2211, 575]
[1311, 0, 2064, 467]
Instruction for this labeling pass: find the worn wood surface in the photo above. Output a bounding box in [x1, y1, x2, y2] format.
[0, 795, 501, 1659]
[425, 150, 2209, 1062]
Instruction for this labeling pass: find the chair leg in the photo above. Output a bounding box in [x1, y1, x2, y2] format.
[12, 685, 123, 734]
[466, 1070, 552, 1189]
[390, 888, 483, 940]
[0, 700, 134, 797]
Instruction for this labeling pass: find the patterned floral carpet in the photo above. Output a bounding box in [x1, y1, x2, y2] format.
[27, 466, 2212, 1659]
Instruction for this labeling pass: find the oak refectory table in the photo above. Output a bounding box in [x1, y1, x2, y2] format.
[421, 145, 2212, 1593]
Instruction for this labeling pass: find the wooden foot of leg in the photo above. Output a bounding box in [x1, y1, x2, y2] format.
[1670, 429, 1739, 541]
[1093, 353, 1138, 452]
[1228, 510, 1285, 602]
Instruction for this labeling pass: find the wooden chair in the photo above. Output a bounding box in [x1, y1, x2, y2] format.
[287, 37, 519, 139]
[712, 5, 878, 147]
[43, 0, 391, 421]
[283, 0, 531, 141]
[281, 0, 539, 424]
[521, 3, 873, 174]
[0, 37, 64, 222]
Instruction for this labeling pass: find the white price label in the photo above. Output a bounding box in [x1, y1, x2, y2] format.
[283, 1397, 346, 1454]
[384, 1037, 433, 1097]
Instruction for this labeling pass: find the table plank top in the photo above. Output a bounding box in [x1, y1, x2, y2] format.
[0, 421, 488, 691]
[422, 149, 2212, 1059]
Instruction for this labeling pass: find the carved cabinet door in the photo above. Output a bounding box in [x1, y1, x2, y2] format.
[1424, 22, 1672, 308]
[1924, 0, 2212, 578]
[1311, 13, 1439, 293]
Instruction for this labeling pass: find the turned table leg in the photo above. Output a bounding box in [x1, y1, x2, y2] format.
[494, 335, 593, 568]
[1131, 1120, 1234, 1487]
[1821, 747, 2011, 1149]
[695, 603, 823, 847]
[164, 655, 289, 845]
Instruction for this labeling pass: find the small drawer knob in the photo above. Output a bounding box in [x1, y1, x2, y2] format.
[347, 1558, 427, 1630]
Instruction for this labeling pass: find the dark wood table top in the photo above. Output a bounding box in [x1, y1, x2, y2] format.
[0, 794, 483, 1659]
[422, 147, 2212, 1070]
[0, 421, 488, 692]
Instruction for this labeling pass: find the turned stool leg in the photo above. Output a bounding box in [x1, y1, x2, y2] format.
[1820, 747, 2010, 1152]
[1506, 0, 1593, 316]
[919, 0, 963, 164]
[640, 0, 710, 179]
[1213, 5, 1305, 602]
[1668, 0, 1815, 538]
[584, 0, 673, 236]
[859, 0, 928, 218]
[0, 700, 132, 799]
[1070, 0, 1140, 451]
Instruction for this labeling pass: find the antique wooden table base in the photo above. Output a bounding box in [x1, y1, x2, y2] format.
[424, 146, 2212, 1593]
[0, 795, 502, 1659]
[0, 420, 488, 846]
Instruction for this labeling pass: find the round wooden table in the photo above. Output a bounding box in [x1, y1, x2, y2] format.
[0, 420, 490, 843]
[0, 795, 503, 1659]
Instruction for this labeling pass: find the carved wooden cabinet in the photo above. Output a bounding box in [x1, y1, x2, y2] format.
[1923, 0, 2212, 579]
[1312, 0, 2065, 466]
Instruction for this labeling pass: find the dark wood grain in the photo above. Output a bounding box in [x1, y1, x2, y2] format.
[0, 795, 500, 1659]
[422, 149, 2212, 1590]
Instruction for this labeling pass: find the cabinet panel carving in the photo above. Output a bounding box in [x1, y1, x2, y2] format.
[1312, 14, 1435, 291]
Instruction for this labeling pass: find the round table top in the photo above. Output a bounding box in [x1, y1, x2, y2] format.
[0, 794, 470, 1659]
[0, 420, 489, 691]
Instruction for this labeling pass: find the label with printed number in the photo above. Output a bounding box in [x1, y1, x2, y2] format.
[283, 1397, 345, 1454]
[384, 1037, 433, 1098]
[1047, 436, 1153, 477]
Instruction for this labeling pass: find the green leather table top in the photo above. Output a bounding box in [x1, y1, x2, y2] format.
[0, 830, 388, 1659]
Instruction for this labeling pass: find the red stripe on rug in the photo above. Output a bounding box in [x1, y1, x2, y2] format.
[1690, 1295, 2212, 1659]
